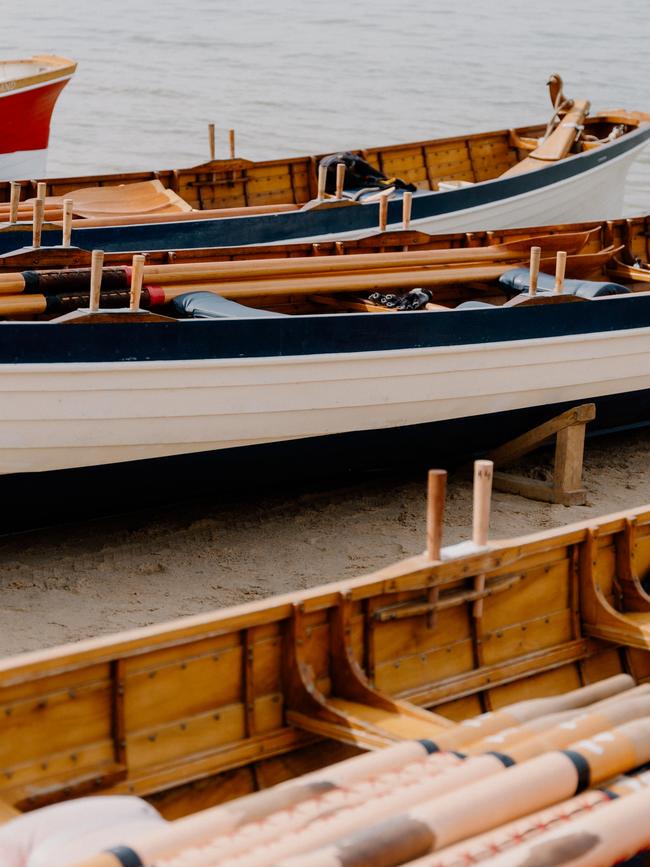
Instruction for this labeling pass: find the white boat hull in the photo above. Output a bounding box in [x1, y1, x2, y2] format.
[1, 325, 650, 475]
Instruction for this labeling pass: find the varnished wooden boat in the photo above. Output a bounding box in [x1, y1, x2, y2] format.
[0, 55, 76, 181]
[0, 76, 648, 251]
[4, 472, 650, 866]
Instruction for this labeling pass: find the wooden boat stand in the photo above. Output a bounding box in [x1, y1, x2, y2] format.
[480, 402, 595, 506]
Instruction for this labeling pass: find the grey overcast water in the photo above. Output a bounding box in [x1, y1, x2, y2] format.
[2, 0, 650, 213]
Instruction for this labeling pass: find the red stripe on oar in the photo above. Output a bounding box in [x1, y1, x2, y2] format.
[0, 79, 71, 154]
[144, 284, 166, 305]
[122, 266, 132, 285]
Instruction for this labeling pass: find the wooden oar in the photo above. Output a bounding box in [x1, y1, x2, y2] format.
[0, 233, 593, 296]
[501, 99, 591, 177]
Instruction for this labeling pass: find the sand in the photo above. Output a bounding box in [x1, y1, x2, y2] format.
[0, 427, 648, 657]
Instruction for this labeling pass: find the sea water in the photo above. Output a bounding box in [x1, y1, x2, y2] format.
[2, 0, 649, 213]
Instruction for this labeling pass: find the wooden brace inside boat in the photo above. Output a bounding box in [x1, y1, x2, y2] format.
[284, 595, 452, 749]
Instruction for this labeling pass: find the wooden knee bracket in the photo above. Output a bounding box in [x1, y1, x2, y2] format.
[283, 597, 452, 749]
[485, 403, 595, 505]
[581, 527, 650, 649]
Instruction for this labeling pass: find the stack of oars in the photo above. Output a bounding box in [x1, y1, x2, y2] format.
[0, 233, 587, 319]
[68, 466, 650, 867]
[71, 674, 650, 867]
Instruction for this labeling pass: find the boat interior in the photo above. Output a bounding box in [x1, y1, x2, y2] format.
[0, 217, 649, 323]
[1, 476, 650, 824]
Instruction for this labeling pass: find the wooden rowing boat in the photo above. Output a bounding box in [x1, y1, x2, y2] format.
[3, 470, 650, 866]
[0, 55, 76, 181]
[0, 213, 649, 483]
[0, 76, 648, 250]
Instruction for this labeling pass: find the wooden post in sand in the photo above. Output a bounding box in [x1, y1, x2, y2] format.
[89, 250, 104, 312]
[229, 128, 236, 159]
[62, 199, 74, 248]
[335, 163, 345, 199]
[32, 199, 44, 248]
[472, 460, 493, 618]
[554, 250, 567, 293]
[402, 191, 413, 230]
[130, 254, 146, 310]
[208, 123, 216, 162]
[9, 182, 20, 224]
[529, 245, 541, 295]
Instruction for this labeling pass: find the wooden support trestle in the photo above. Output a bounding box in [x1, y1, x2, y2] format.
[484, 403, 595, 506]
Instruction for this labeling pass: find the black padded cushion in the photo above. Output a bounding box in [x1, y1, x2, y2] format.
[499, 268, 630, 299]
[173, 292, 287, 319]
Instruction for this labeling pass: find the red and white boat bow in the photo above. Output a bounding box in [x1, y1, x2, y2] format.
[0, 55, 76, 180]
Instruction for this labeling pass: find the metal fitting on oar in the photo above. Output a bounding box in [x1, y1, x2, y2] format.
[335, 163, 345, 199]
[130, 254, 146, 311]
[89, 250, 105, 312]
[62, 200, 74, 248]
[529, 245, 541, 295]
[229, 128, 236, 159]
[32, 199, 44, 249]
[208, 123, 216, 161]
[9, 182, 20, 225]
[554, 250, 567, 293]
[403, 190, 413, 231]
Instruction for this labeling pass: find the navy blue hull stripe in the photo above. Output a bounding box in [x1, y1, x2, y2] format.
[1, 125, 648, 255]
[2, 290, 650, 364]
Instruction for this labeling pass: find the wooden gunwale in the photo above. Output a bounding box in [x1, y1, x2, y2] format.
[2, 504, 649, 685]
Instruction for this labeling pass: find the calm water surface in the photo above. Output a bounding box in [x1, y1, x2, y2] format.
[2, 0, 649, 213]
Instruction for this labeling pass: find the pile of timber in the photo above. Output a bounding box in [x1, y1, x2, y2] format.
[70, 675, 650, 867]
[0, 230, 618, 318]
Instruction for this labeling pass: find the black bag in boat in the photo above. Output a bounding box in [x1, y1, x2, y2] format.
[499, 268, 630, 298]
[319, 152, 417, 195]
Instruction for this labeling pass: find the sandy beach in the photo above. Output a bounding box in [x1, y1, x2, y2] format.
[1, 426, 648, 657]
